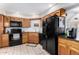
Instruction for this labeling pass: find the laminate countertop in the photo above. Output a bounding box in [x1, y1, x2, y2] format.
[59, 35, 79, 42]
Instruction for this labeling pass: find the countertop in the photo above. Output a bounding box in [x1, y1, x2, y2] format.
[59, 35, 79, 42]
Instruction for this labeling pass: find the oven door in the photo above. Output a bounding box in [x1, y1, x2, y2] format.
[12, 33, 20, 40]
[9, 33, 22, 46]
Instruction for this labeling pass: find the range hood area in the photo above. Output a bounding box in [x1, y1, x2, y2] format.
[5, 20, 42, 34]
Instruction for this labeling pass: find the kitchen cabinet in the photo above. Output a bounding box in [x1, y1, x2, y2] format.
[58, 43, 69, 55]
[10, 16, 15, 21]
[0, 35, 2, 48]
[28, 32, 39, 44]
[60, 8, 65, 16]
[55, 10, 60, 16]
[58, 36, 79, 55]
[0, 15, 4, 34]
[55, 8, 65, 16]
[69, 47, 79, 55]
[22, 32, 28, 44]
[42, 8, 65, 21]
[4, 16, 10, 27]
[11, 17, 22, 22]
[1, 34, 9, 47]
[22, 18, 30, 27]
[10, 16, 18, 21]
[11, 16, 21, 21]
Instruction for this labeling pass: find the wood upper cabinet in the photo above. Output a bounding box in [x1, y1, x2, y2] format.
[22, 18, 30, 27]
[0, 15, 4, 34]
[10, 16, 21, 21]
[55, 10, 60, 16]
[42, 8, 65, 21]
[22, 32, 28, 44]
[28, 32, 39, 44]
[4, 16, 10, 27]
[1, 34, 9, 47]
[60, 8, 65, 16]
[56, 8, 65, 16]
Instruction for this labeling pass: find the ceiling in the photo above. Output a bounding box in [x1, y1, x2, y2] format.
[0, 3, 79, 18]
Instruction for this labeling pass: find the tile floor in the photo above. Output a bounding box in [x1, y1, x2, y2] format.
[0, 44, 50, 55]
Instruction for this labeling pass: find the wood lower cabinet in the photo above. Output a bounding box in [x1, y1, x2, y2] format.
[22, 32, 28, 44]
[1, 34, 9, 47]
[0, 35, 2, 48]
[69, 47, 79, 55]
[58, 36, 79, 55]
[28, 32, 39, 44]
[58, 43, 69, 55]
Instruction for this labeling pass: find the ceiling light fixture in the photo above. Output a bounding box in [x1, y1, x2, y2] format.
[49, 3, 54, 7]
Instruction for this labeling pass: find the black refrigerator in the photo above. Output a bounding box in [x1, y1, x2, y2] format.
[40, 15, 59, 55]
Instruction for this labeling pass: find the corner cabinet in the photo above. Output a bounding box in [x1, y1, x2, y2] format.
[22, 18, 30, 27]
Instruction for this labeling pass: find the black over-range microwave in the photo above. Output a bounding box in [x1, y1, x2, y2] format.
[10, 21, 22, 27]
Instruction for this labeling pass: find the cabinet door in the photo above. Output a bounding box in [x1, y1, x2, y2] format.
[0, 35, 2, 48]
[2, 34, 9, 47]
[22, 18, 30, 27]
[22, 32, 28, 44]
[56, 10, 60, 16]
[10, 17, 16, 21]
[4, 16, 10, 27]
[0, 15, 3, 34]
[60, 8, 65, 16]
[69, 47, 79, 55]
[58, 43, 68, 55]
[28, 32, 39, 44]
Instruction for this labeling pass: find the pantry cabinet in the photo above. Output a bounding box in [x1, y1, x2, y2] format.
[22, 32, 28, 44]
[1, 34, 9, 47]
[28, 32, 39, 44]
